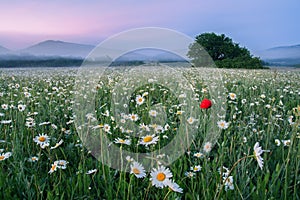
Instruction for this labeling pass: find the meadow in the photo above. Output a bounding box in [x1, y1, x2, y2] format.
[0, 66, 299, 200]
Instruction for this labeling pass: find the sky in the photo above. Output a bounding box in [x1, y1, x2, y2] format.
[0, 0, 299, 55]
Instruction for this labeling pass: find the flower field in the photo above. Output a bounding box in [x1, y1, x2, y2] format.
[0, 67, 299, 199]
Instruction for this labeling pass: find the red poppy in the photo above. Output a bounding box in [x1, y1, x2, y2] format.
[200, 98, 212, 109]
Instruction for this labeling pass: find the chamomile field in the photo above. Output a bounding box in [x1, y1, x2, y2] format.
[0, 66, 299, 200]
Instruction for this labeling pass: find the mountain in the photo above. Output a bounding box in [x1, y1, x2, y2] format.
[115, 49, 186, 62]
[20, 40, 95, 58]
[0, 45, 10, 54]
[259, 44, 300, 66]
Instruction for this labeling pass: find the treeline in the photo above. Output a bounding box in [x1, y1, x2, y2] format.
[0, 59, 147, 68]
[0, 58, 84, 68]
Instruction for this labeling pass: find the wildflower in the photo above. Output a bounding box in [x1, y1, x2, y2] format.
[288, 116, 294, 125]
[187, 117, 196, 125]
[139, 134, 159, 147]
[219, 166, 230, 178]
[200, 98, 212, 109]
[149, 110, 157, 117]
[1, 104, 8, 110]
[194, 152, 204, 158]
[164, 124, 170, 131]
[114, 138, 131, 145]
[24, 92, 31, 98]
[154, 125, 164, 134]
[33, 134, 50, 148]
[25, 118, 35, 128]
[184, 171, 195, 178]
[0, 152, 12, 161]
[139, 123, 150, 132]
[28, 156, 39, 162]
[165, 179, 183, 193]
[50, 139, 64, 150]
[228, 93, 237, 100]
[191, 165, 202, 172]
[54, 160, 68, 169]
[48, 163, 58, 174]
[203, 142, 212, 153]
[129, 113, 139, 121]
[126, 156, 134, 162]
[103, 124, 111, 133]
[150, 165, 173, 188]
[1, 120, 12, 124]
[223, 176, 234, 191]
[282, 139, 291, 146]
[274, 139, 281, 146]
[253, 142, 270, 170]
[130, 161, 146, 178]
[176, 110, 184, 115]
[136, 95, 145, 105]
[86, 169, 97, 175]
[217, 120, 229, 129]
[17, 104, 26, 112]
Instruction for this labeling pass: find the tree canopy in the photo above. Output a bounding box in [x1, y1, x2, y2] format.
[188, 33, 265, 69]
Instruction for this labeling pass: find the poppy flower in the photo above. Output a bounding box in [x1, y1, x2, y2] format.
[200, 98, 212, 109]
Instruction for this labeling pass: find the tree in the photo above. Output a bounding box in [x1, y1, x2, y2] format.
[188, 33, 264, 69]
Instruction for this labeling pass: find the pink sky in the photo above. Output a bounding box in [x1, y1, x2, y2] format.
[0, 0, 299, 53]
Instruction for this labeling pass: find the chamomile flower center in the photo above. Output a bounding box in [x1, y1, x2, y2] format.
[132, 168, 140, 174]
[51, 164, 57, 171]
[156, 172, 166, 181]
[0, 155, 5, 160]
[38, 136, 46, 142]
[143, 136, 153, 143]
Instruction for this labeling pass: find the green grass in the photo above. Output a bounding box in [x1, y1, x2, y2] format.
[0, 67, 299, 199]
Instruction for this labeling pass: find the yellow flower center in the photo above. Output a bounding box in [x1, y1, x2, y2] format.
[38, 136, 46, 142]
[132, 168, 140, 174]
[138, 98, 143, 102]
[0, 155, 5, 160]
[51, 164, 57, 171]
[143, 136, 153, 143]
[32, 157, 37, 161]
[119, 139, 125, 143]
[156, 172, 166, 181]
[194, 167, 198, 171]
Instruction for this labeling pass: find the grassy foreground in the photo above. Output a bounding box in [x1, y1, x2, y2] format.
[0, 67, 299, 199]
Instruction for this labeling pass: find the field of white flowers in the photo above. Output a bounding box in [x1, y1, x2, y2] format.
[0, 66, 299, 199]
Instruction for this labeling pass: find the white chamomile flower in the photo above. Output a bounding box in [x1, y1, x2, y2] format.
[136, 95, 145, 105]
[33, 134, 50, 149]
[191, 165, 202, 172]
[86, 169, 97, 175]
[253, 142, 270, 170]
[139, 134, 159, 147]
[217, 120, 229, 129]
[228, 93, 237, 100]
[165, 179, 183, 193]
[203, 142, 212, 153]
[114, 138, 131, 145]
[150, 165, 173, 188]
[130, 161, 146, 178]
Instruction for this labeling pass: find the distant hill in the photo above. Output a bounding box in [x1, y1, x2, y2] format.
[19, 40, 95, 58]
[259, 44, 300, 66]
[0, 45, 10, 54]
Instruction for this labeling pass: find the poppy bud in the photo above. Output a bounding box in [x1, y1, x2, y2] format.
[200, 98, 212, 109]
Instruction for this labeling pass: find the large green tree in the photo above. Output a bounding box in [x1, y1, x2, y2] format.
[188, 33, 264, 69]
